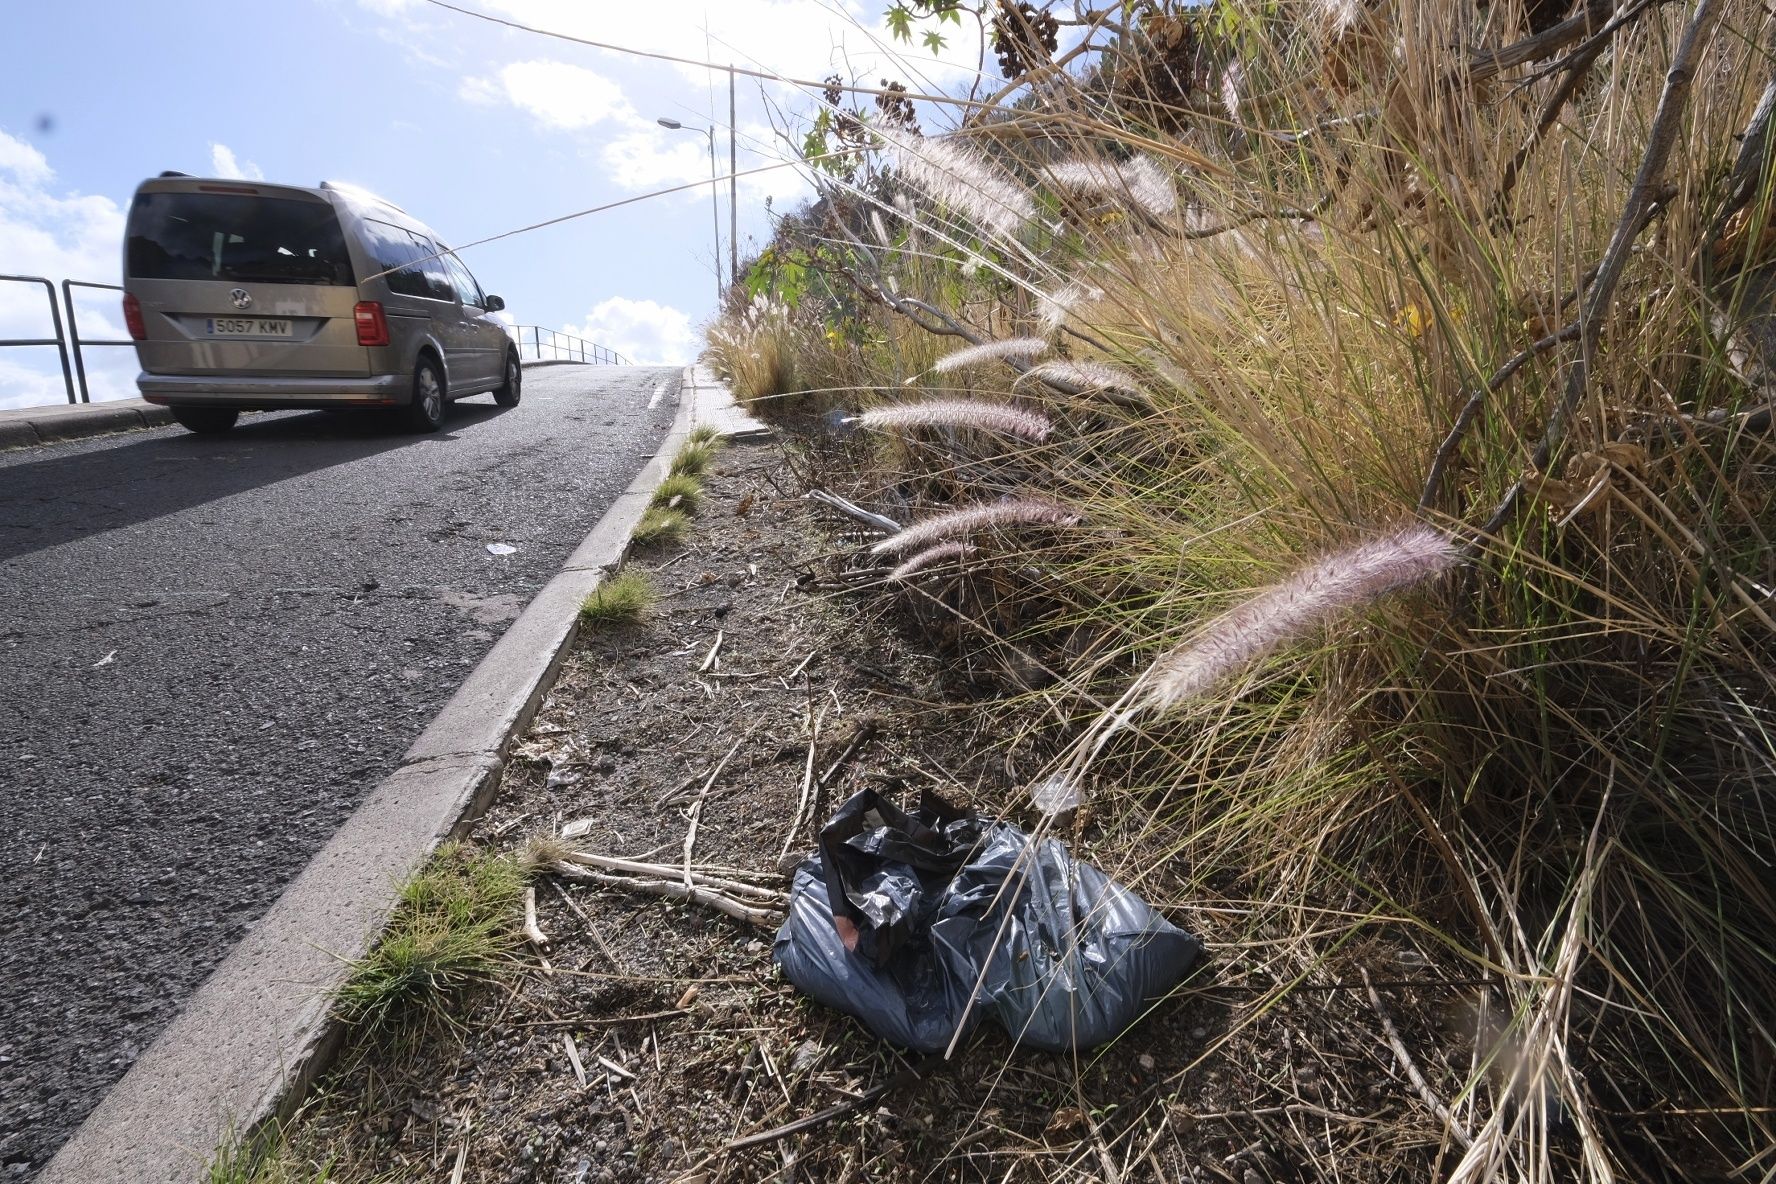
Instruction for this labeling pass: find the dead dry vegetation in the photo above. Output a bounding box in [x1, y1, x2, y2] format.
[265, 444, 1505, 1184]
[697, 1, 1776, 1182]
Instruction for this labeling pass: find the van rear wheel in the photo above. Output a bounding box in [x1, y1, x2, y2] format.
[493, 353, 521, 408]
[404, 357, 446, 433]
[170, 406, 239, 435]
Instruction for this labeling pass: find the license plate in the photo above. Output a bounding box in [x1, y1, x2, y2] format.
[206, 317, 293, 337]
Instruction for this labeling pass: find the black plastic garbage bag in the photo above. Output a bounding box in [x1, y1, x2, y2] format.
[773, 789, 1202, 1053]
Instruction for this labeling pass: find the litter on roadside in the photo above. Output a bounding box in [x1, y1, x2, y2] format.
[773, 789, 1201, 1053]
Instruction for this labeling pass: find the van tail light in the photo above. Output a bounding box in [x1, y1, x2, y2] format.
[123, 293, 146, 340]
[354, 300, 389, 347]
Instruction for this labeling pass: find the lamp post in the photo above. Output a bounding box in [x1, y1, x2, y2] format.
[657, 117, 723, 310]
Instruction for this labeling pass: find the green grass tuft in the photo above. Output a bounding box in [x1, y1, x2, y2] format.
[332, 843, 525, 1039]
[207, 1143, 330, 1184]
[668, 438, 719, 477]
[650, 473, 704, 513]
[578, 568, 655, 627]
[687, 423, 722, 446]
[631, 505, 689, 546]
[207, 1120, 410, 1184]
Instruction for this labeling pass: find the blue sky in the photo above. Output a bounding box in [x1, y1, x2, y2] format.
[0, 0, 990, 408]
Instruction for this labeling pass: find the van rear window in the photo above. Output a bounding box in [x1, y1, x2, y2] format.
[126, 192, 355, 286]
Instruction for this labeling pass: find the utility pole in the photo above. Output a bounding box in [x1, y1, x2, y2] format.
[729, 64, 739, 298]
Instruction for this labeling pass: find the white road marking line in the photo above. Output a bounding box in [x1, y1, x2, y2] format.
[648, 383, 667, 410]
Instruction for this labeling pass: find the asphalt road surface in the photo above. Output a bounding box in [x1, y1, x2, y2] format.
[0, 364, 681, 1177]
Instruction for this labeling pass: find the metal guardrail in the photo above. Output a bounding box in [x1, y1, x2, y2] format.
[0, 274, 79, 404]
[62, 279, 134, 404]
[0, 286, 633, 408]
[510, 324, 629, 366]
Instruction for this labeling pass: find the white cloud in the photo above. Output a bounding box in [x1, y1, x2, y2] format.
[0, 128, 131, 409]
[209, 142, 264, 181]
[0, 131, 52, 186]
[563, 297, 698, 365]
[602, 128, 714, 191]
[462, 56, 817, 213]
[479, 0, 988, 92]
[472, 60, 637, 130]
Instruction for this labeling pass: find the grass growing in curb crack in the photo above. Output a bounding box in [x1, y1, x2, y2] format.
[331, 843, 525, 1040]
[208, 1119, 410, 1184]
[686, 423, 721, 446]
[578, 568, 655, 627]
[668, 437, 720, 478]
[631, 505, 689, 546]
[650, 473, 704, 513]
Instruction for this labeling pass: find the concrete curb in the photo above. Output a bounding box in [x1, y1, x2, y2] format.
[0, 399, 175, 451]
[38, 366, 759, 1183]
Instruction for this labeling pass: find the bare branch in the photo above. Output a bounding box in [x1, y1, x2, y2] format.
[1472, 0, 1723, 547]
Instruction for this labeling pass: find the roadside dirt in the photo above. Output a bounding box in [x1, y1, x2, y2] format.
[300, 438, 1460, 1184]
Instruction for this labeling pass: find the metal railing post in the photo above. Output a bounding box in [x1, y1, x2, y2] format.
[61, 280, 133, 404]
[508, 324, 625, 368]
[61, 280, 91, 403]
[0, 274, 78, 404]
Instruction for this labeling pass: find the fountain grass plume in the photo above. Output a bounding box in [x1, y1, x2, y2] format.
[1036, 282, 1104, 335]
[1045, 156, 1178, 219]
[855, 399, 1051, 442]
[930, 337, 1049, 373]
[1136, 525, 1459, 714]
[888, 541, 980, 582]
[896, 136, 1035, 242]
[872, 498, 1081, 556]
[1023, 359, 1150, 403]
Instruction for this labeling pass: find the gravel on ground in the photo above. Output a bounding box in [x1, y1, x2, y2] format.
[287, 439, 1461, 1184]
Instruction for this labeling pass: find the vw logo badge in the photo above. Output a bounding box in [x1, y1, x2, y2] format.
[229, 288, 253, 310]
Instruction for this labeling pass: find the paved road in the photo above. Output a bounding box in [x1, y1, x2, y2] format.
[0, 364, 681, 1177]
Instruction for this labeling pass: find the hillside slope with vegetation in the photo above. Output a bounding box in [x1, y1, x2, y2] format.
[708, 1, 1776, 1179]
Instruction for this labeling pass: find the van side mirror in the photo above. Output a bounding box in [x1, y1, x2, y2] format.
[483, 294, 505, 312]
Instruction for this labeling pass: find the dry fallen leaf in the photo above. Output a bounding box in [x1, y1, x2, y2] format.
[1045, 1106, 1088, 1135]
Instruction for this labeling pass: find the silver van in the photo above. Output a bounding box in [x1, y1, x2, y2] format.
[122, 175, 520, 434]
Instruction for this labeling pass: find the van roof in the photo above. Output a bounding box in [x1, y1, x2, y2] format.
[318, 180, 409, 216]
[132, 175, 332, 203]
[130, 175, 438, 236]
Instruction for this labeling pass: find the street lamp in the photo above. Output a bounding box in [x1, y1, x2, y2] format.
[657, 117, 723, 310]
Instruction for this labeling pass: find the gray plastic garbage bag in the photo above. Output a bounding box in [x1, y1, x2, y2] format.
[772, 789, 1201, 1053]
[930, 823, 1203, 1052]
[775, 860, 982, 1052]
